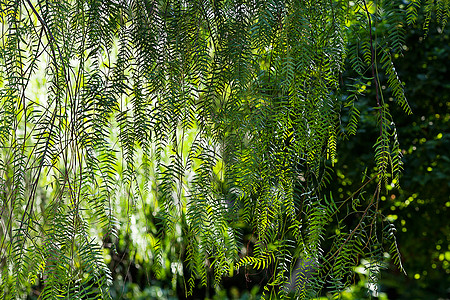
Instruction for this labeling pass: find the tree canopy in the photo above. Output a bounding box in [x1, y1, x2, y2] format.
[0, 0, 448, 299]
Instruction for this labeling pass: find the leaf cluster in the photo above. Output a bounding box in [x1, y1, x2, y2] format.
[0, 0, 447, 299]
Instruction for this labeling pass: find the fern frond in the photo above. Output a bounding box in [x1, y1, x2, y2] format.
[380, 49, 412, 115]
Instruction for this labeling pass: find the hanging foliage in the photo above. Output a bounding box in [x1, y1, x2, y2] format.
[0, 0, 447, 298]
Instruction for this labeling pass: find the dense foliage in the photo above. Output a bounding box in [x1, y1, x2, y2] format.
[332, 15, 450, 298]
[0, 0, 448, 299]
